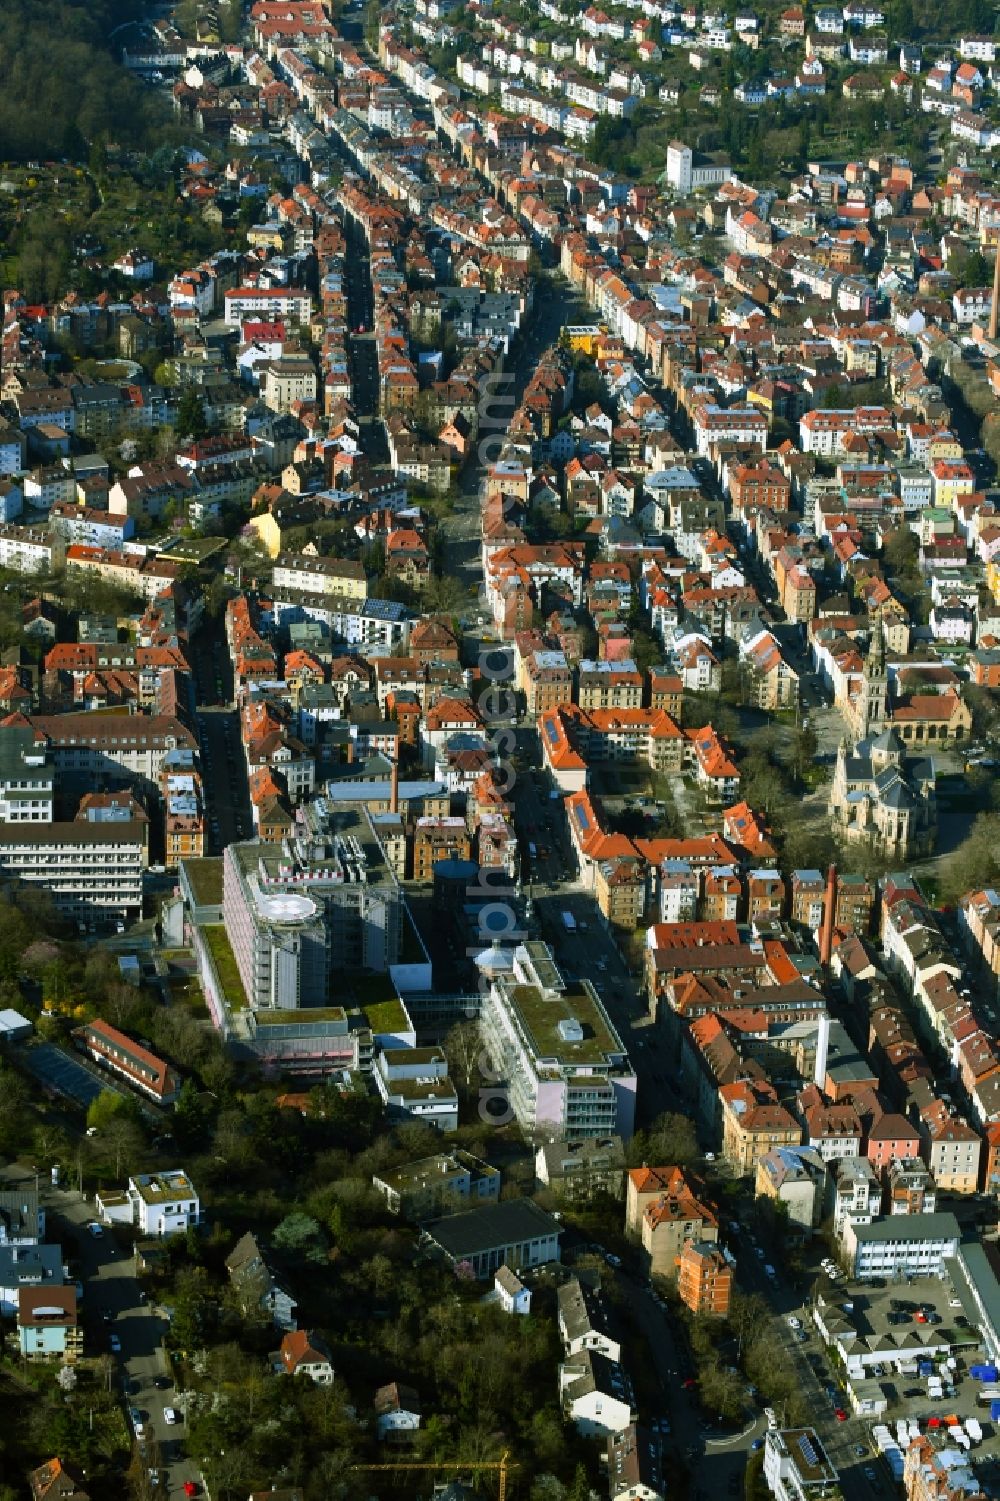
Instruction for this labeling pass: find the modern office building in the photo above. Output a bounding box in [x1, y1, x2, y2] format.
[479, 941, 637, 1142]
[222, 799, 402, 1011]
[843, 1212, 961, 1280]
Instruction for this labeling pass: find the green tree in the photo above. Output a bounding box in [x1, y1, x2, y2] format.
[626, 1110, 699, 1168]
[168, 1265, 216, 1352]
[882, 525, 918, 575]
[792, 721, 819, 781]
[272, 1210, 328, 1264]
[176, 387, 208, 441]
[739, 748, 788, 819]
[86, 1087, 141, 1132]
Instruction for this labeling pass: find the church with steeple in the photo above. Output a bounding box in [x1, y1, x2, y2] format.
[829, 618, 937, 858]
[854, 615, 887, 741]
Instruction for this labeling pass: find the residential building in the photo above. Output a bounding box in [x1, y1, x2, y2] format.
[73, 1020, 180, 1105]
[372, 1152, 500, 1219]
[0, 1184, 44, 1245]
[225, 1231, 298, 1332]
[637, 1167, 719, 1279]
[763, 1428, 838, 1501]
[0, 1243, 64, 1317]
[279, 1329, 334, 1384]
[18, 1287, 82, 1362]
[607, 1425, 665, 1501]
[560, 1348, 635, 1437]
[28, 1459, 89, 1501]
[720, 1081, 802, 1175]
[127, 1171, 200, 1236]
[885, 1159, 937, 1217]
[677, 1239, 733, 1318]
[557, 1276, 621, 1361]
[374, 1382, 421, 1443]
[494, 1265, 531, 1315]
[827, 1155, 882, 1238]
[921, 1112, 981, 1194]
[755, 1145, 826, 1232]
[535, 1135, 626, 1201]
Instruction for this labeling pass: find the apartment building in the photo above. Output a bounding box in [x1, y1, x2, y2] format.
[412, 817, 472, 881]
[480, 941, 637, 1142]
[22, 714, 197, 794]
[535, 1136, 626, 1201]
[920, 1112, 981, 1194]
[677, 1240, 733, 1317]
[372, 1152, 500, 1219]
[640, 1172, 719, 1280]
[128, 1171, 200, 1235]
[763, 1429, 838, 1501]
[272, 551, 368, 601]
[826, 1155, 883, 1238]
[720, 1081, 802, 1175]
[224, 286, 313, 325]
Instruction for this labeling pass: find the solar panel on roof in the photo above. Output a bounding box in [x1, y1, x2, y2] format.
[576, 806, 590, 831]
[798, 1436, 819, 1469]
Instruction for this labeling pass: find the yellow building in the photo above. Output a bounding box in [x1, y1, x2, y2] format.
[720, 1082, 802, 1176]
[562, 325, 605, 355]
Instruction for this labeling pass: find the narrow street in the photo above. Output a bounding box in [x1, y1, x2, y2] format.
[0, 1166, 199, 1500]
[439, 277, 588, 587]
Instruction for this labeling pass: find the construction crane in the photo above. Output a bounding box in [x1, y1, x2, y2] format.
[351, 1451, 519, 1501]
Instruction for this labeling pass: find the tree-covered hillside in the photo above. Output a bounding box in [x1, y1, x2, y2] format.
[0, 0, 163, 161]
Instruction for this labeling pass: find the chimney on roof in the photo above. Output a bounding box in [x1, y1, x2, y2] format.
[819, 862, 837, 966]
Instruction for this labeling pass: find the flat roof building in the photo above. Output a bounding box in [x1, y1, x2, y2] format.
[480, 941, 637, 1142]
[424, 1197, 562, 1279]
[222, 799, 402, 1012]
[843, 1211, 961, 1280]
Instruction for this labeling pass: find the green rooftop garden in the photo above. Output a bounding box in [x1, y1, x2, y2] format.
[183, 857, 224, 907]
[202, 924, 246, 1012]
[511, 982, 623, 1066]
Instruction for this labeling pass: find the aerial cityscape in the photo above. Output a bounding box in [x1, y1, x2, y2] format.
[3, 0, 1000, 1499]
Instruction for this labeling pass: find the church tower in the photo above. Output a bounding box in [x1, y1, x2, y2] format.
[857, 615, 887, 741]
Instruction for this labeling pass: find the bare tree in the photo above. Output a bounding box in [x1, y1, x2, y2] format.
[444, 1019, 485, 1093]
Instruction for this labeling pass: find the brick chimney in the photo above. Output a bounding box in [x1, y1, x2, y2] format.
[819, 863, 837, 965]
[389, 751, 399, 815]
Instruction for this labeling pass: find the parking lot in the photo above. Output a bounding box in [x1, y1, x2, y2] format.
[809, 1271, 1000, 1473]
